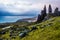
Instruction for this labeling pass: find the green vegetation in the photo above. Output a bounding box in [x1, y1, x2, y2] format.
[0, 17, 60, 40]
[22, 17, 60, 40]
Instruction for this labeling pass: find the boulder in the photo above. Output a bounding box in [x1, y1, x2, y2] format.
[31, 26, 38, 31]
[0, 30, 6, 34]
[19, 32, 27, 38]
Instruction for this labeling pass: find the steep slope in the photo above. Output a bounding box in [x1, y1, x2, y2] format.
[21, 17, 60, 40]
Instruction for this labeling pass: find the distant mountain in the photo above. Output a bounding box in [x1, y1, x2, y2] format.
[0, 16, 37, 28]
[16, 17, 37, 23]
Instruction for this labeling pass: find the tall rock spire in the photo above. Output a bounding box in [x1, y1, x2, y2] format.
[37, 5, 47, 23]
[44, 5, 46, 14]
[44, 5, 47, 16]
[54, 7, 59, 16]
[48, 4, 52, 14]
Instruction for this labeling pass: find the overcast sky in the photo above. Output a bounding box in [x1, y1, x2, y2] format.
[0, 0, 60, 23]
[0, 0, 60, 15]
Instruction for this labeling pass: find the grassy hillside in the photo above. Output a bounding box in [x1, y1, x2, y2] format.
[0, 17, 60, 40]
[21, 16, 60, 40]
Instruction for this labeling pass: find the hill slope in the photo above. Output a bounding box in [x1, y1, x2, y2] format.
[22, 17, 60, 40]
[1, 17, 60, 40]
